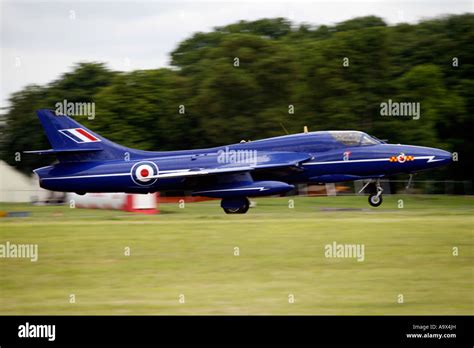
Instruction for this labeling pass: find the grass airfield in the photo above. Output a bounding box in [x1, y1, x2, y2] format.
[0, 195, 472, 315]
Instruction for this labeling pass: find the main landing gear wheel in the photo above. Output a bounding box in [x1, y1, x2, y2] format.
[221, 197, 250, 214]
[368, 193, 383, 207]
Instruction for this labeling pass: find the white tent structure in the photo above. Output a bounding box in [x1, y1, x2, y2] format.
[0, 160, 50, 203]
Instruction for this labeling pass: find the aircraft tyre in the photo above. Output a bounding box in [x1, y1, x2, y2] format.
[222, 197, 250, 214]
[368, 193, 383, 207]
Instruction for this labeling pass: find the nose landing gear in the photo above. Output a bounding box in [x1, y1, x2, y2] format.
[360, 179, 384, 207]
[368, 191, 383, 207]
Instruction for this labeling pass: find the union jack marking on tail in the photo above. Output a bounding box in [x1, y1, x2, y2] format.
[59, 128, 101, 143]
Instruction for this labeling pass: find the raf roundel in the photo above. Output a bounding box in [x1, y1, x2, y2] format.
[397, 153, 407, 163]
[131, 161, 159, 186]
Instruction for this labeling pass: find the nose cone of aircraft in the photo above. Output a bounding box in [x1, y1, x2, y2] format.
[405, 146, 452, 169]
[431, 148, 452, 162]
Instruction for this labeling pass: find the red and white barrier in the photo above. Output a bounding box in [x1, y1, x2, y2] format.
[67, 192, 158, 214]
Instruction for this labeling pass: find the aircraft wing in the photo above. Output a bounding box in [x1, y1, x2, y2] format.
[150, 152, 313, 179]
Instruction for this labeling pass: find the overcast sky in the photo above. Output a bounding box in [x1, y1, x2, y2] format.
[1, 0, 472, 108]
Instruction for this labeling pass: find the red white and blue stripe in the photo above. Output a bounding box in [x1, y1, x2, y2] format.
[59, 128, 101, 143]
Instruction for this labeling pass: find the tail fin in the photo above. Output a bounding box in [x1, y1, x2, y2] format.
[25, 109, 131, 162]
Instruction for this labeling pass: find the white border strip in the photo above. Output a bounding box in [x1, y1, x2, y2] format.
[302, 156, 437, 166]
[194, 187, 267, 194]
[40, 156, 443, 180]
[41, 169, 191, 180]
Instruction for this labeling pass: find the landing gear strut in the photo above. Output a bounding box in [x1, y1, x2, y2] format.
[360, 179, 384, 207]
[221, 197, 250, 214]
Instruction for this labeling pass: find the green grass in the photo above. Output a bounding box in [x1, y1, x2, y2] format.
[0, 195, 472, 315]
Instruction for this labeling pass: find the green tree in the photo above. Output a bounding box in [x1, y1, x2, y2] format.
[0, 63, 116, 174]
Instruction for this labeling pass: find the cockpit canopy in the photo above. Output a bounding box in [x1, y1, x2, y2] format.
[328, 131, 380, 146]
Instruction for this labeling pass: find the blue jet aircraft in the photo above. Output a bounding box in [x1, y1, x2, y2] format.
[28, 109, 452, 214]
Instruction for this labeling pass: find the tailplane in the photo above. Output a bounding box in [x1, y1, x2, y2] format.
[25, 109, 132, 162]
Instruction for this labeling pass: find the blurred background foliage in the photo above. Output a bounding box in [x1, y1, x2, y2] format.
[1, 14, 472, 180]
